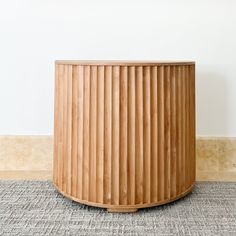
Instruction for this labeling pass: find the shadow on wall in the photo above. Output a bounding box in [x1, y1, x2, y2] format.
[197, 68, 229, 136]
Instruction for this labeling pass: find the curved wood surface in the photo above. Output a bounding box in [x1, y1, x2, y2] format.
[53, 61, 195, 212]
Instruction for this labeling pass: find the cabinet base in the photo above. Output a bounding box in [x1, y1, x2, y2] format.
[53, 182, 195, 213]
[107, 208, 138, 213]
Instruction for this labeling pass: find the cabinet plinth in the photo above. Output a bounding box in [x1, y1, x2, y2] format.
[53, 61, 195, 212]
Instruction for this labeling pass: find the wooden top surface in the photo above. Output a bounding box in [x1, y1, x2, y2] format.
[55, 60, 195, 66]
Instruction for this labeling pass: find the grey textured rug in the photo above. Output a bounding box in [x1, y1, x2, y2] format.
[0, 181, 235, 236]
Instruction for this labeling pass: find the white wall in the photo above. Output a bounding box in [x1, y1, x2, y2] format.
[0, 0, 236, 136]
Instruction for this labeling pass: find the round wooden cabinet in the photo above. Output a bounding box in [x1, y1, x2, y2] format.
[53, 61, 195, 212]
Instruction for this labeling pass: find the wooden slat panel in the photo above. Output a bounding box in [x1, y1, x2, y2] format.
[170, 66, 177, 198]
[143, 66, 151, 204]
[57, 65, 64, 189]
[189, 65, 196, 184]
[120, 66, 128, 205]
[97, 66, 105, 204]
[135, 66, 144, 204]
[68, 67, 73, 194]
[191, 65, 196, 184]
[71, 65, 78, 197]
[111, 66, 120, 205]
[192, 65, 196, 182]
[151, 66, 158, 202]
[185, 66, 190, 189]
[181, 66, 186, 192]
[89, 66, 98, 202]
[189, 66, 193, 185]
[157, 66, 165, 201]
[164, 66, 171, 200]
[53, 62, 195, 212]
[77, 66, 84, 199]
[67, 65, 73, 195]
[176, 66, 181, 195]
[62, 65, 68, 193]
[104, 66, 112, 204]
[82, 66, 90, 201]
[127, 66, 136, 205]
[53, 64, 59, 185]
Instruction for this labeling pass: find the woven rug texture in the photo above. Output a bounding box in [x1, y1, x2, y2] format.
[0, 181, 235, 236]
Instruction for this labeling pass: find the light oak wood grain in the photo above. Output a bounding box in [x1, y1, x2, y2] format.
[53, 61, 196, 212]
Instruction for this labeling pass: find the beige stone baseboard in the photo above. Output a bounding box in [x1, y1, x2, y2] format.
[0, 171, 52, 180]
[0, 136, 53, 171]
[0, 135, 236, 181]
[196, 137, 236, 181]
[196, 171, 236, 181]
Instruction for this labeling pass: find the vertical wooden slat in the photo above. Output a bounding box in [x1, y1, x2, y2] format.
[71, 65, 78, 197]
[158, 66, 165, 201]
[104, 66, 112, 204]
[135, 66, 143, 204]
[188, 66, 193, 185]
[191, 65, 196, 183]
[120, 66, 128, 205]
[57, 65, 64, 189]
[190, 64, 195, 185]
[181, 66, 186, 192]
[82, 66, 90, 201]
[66, 65, 73, 195]
[143, 66, 151, 204]
[164, 66, 171, 199]
[170, 66, 177, 198]
[176, 66, 181, 195]
[53, 64, 59, 185]
[77, 66, 84, 199]
[62, 65, 68, 193]
[190, 66, 193, 185]
[112, 66, 120, 205]
[151, 66, 158, 202]
[127, 66, 136, 205]
[185, 66, 190, 189]
[97, 66, 105, 204]
[188, 65, 195, 186]
[89, 66, 98, 202]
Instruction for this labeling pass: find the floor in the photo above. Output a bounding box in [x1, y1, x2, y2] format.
[0, 180, 235, 235]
